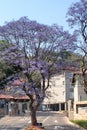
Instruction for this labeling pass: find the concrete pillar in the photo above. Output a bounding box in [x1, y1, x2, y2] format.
[18, 102, 22, 115]
[68, 100, 74, 120]
[27, 102, 30, 111]
[68, 100, 72, 111]
[59, 103, 61, 111]
[8, 102, 12, 116]
[65, 103, 67, 111]
[4, 103, 8, 115]
[25, 101, 30, 116]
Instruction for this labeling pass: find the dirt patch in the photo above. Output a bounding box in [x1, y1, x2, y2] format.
[25, 125, 45, 130]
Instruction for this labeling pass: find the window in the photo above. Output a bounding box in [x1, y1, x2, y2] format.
[79, 95, 81, 101]
[61, 103, 65, 110]
[63, 81, 65, 85]
[70, 88, 74, 92]
[0, 100, 5, 108]
[63, 91, 65, 95]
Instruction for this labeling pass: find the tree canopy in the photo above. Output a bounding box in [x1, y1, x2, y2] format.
[67, 0, 87, 93]
[0, 17, 78, 125]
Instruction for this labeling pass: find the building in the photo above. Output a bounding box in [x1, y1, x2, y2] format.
[67, 71, 87, 120]
[73, 72, 87, 120]
[73, 72, 87, 102]
[42, 70, 74, 111]
[0, 70, 87, 117]
[0, 93, 30, 116]
[0, 79, 30, 116]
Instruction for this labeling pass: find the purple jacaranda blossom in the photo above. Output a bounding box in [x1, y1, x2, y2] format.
[0, 17, 79, 126]
[66, 0, 87, 93]
[67, 0, 87, 27]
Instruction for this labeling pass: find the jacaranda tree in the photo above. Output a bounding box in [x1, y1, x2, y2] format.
[66, 0, 87, 93]
[0, 17, 77, 126]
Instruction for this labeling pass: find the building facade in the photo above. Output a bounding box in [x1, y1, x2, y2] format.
[0, 94, 30, 116]
[42, 70, 74, 111]
[73, 73, 87, 120]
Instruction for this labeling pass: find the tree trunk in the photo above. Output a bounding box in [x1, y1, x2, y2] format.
[30, 109, 37, 126]
[29, 100, 39, 126]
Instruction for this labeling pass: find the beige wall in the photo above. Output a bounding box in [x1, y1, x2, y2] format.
[74, 74, 87, 119]
[43, 73, 65, 104]
[74, 75, 87, 102]
[74, 101, 87, 120]
[43, 71, 74, 105]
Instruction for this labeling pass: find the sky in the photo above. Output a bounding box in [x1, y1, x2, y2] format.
[0, 0, 79, 31]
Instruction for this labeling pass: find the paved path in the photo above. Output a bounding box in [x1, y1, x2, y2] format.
[0, 116, 29, 130]
[0, 112, 85, 130]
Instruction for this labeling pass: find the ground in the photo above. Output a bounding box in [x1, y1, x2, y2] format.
[0, 112, 83, 130]
[25, 126, 44, 130]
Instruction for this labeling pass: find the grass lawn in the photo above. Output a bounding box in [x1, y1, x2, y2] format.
[71, 120, 87, 129]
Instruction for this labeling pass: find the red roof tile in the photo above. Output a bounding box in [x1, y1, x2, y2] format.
[0, 94, 29, 100]
[11, 79, 25, 86]
[0, 94, 13, 99]
[13, 95, 29, 100]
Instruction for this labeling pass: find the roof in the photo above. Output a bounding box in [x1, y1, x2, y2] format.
[13, 95, 29, 100]
[62, 67, 80, 72]
[11, 79, 25, 86]
[0, 94, 13, 99]
[0, 79, 30, 100]
[74, 70, 87, 74]
[0, 94, 29, 100]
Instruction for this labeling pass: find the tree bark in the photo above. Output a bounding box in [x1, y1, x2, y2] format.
[29, 100, 39, 126]
[30, 109, 37, 126]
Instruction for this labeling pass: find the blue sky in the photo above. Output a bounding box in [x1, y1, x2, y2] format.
[0, 0, 79, 31]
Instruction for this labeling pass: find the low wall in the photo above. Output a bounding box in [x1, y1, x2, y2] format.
[74, 113, 87, 120]
[74, 101, 87, 120]
[68, 110, 74, 120]
[67, 100, 74, 120]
